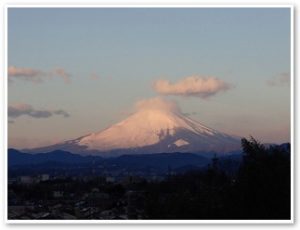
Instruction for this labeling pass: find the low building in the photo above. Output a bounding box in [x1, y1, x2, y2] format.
[53, 191, 64, 198]
[19, 176, 34, 184]
[105, 176, 115, 183]
[40, 174, 50, 181]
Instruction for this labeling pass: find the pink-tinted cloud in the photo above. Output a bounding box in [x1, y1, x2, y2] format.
[8, 103, 70, 119]
[89, 73, 100, 80]
[153, 76, 231, 98]
[8, 66, 72, 84]
[8, 66, 44, 83]
[52, 68, 71, 83]
[267, 72, 290, 86]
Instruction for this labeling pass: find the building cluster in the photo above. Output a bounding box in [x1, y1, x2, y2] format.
[8, 174, 152, 220]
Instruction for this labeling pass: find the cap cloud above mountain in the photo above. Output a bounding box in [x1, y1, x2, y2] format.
[153, 76, 231, 98]
[134, 97, 180, 114]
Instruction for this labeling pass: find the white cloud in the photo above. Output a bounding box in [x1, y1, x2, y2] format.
[153, 76, 231, 98]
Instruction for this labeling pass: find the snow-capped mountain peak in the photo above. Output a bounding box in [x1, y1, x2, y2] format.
[78, 107, 213, 151]
[28, 97, 241, 156]
[75, 97, 241, 154]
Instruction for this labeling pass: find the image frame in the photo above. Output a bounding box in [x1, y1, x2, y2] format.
[4, 3, 295, 225]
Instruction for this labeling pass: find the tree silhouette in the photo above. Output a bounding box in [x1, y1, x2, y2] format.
[234, 137, 291, 219]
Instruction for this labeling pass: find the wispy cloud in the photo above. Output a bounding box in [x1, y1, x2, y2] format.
[267, 72, 290, 87]
[8, 103, 70, 119]
[8, 66, 72, 84]
[51, 68, 71, 83]
[183, 112, 198, 117]
[53, 109, 70, 118]
[8, 66, 44, 83]
[89, 73, 101, 81]
[153, 76, 231, 98]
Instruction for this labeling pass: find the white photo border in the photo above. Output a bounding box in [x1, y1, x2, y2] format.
[3, 2, 295, 225]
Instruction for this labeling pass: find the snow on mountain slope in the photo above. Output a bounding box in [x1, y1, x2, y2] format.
[79, 109, 215, 150]
[172, 139, 190, 147]
[28, 97, 241, 156]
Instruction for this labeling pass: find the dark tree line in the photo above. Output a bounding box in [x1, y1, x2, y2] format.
[143, 137, 291, 220]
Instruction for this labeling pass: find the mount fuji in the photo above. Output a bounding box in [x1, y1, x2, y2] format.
[27, 98, 241, 157]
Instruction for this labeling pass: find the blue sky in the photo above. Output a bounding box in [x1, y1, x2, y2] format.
[8, 7, 291, 148]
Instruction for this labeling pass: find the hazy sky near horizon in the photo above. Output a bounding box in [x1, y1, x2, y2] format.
[8, 7, 291, 148]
